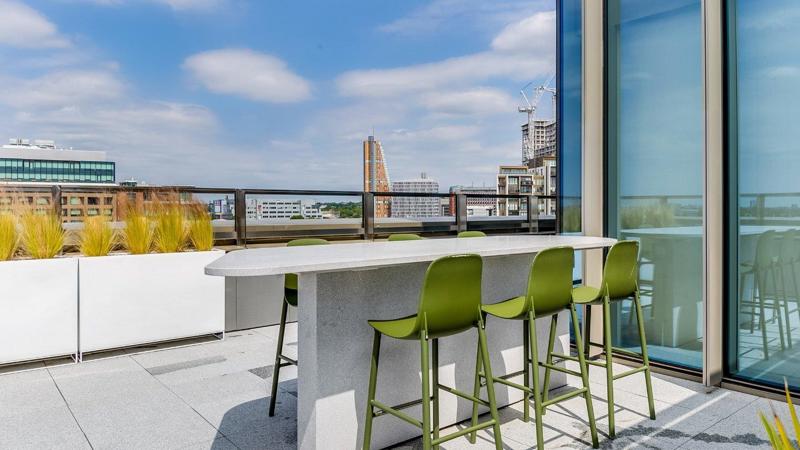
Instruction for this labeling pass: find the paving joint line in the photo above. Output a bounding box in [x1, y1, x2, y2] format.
[127, 354, 244, 450]
[45, 365, 95, 450]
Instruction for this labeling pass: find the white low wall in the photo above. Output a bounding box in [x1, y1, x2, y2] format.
[79, 251, 226, 354]
[0, 258, 78, 365]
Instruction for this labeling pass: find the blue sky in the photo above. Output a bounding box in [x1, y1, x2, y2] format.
[0, 0, 555, 189]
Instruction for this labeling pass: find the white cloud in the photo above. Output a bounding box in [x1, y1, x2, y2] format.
[0, 0, 70, 48]
[76, 0, 227, 12]
[419, 88, 515, 116]
[184, 49, 312, 103]
[387, 125, 480, 142]
[491, 10, 555, 54]
[763, 66, 800, 79]
[337, 11, 555, 98]
[157, 0, 224, 11]
[378, 0, 550, 36]
[0, 70, 124, 108]
[6, 101, 227, 184]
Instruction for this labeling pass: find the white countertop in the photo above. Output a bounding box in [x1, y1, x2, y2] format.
[205, 235, 617, 277]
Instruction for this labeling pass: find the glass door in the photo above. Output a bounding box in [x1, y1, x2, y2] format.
[726, 0, 800, 390]
[606, 0, 704, 369]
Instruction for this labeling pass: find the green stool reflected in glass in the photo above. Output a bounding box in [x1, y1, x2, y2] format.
[476, 246, 599, 449]
[268, 238, 329, 417]
[363, 254, 503, 450]
[571, 240, 656, 438]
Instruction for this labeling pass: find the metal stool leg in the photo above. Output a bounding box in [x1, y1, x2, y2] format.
[269, 299, 289, 417]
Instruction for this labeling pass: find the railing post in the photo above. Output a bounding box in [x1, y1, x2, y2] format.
[234, 189, 247, 247]
[51, 185, 62, 219]
[362, 192, 375, 240]
[455, 193, 467, 233]
[527, 195, 539, 234]
[756, 194, 765, 225]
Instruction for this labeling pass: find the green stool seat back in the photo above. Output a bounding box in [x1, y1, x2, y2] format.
[368, 254, 483, 339]
[388, 233, 424, 241]
[602, 240, 639, 300]
[457, 230, 486, 238]
[481, 246, 575, 319]
[526, 246, 575, 318]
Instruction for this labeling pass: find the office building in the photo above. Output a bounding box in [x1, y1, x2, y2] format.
[362, 135, 391, 218]
[390, 173, 439, 218]
[0, 138, 120, 222]
[242, 199, 322, 220]
[0, 139, 114, 184]
[496, 165, 534, 216]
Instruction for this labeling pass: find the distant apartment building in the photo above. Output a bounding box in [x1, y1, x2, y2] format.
[497, 165, 534, 216]
[362, 135, 391, 218]
[210, 196, 235, 220]
[530, 156, 557, 215]
[391, 173, 439, 218]
[448, 185, 496, 217]
[522, 120, 557, 169]
[238, 199, 322, 220]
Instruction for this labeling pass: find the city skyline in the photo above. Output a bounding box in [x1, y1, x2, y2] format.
[0, 0, 555, 190]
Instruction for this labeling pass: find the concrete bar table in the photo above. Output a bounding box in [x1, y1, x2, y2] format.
[206, 235, 615, 449]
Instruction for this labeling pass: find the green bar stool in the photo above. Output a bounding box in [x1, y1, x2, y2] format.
[474, 246, 599, 449]
[363, 254, 503, 450]
[388, 233, 424, 241]
[571, 240, 656, 438]
[268, 238, 329, 417]
[457, 231, 486, 238]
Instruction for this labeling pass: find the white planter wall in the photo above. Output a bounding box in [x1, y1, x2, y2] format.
[79, 250, 225, 354]
[0, 258, 78, 365]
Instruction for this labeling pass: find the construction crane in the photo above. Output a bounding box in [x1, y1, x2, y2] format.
[518, 73, 556, 165]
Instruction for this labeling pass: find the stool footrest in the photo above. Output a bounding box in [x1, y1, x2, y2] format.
[541, 387, 588, 408]
[370, 399, 423, 428]
[550, 352, 579, 363]
[612, 365, 647, 380]
[278, 354, 297, 366]
[487, 374, 531, 394]
[538, 362, 582, 378]
[498, 370, 525, 380]
[586, 343, 644, 359]
[437, 383, 489, 408]
[432, 419, 497, 446]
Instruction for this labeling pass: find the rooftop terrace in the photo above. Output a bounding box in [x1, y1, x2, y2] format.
[1, 323, 787, 450]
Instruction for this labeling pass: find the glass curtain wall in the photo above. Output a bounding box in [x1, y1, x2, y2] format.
[606, 0, 703, 369]
[558, 0, 583, 339]
[727, 0, 800, 389]
[558, 0, 582, 236]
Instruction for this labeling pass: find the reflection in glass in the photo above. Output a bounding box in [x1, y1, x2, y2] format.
[606, 0, 703, 368]
[558, 0, 582, 235]
[729, 0, 800, 390]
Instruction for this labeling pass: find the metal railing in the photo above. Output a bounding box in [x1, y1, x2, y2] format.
[0, 183, 558, 246]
